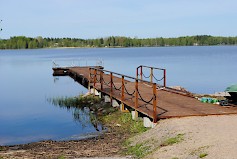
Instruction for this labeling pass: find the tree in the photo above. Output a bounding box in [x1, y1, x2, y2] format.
[1, 35, 237, 50]
[36, 36, 44, 48]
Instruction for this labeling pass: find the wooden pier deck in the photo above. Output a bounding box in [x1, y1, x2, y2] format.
[53, 66, 237, 122]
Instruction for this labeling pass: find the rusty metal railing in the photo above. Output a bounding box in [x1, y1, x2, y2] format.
[136, 65, 166, 87]
[88, 67, 158, 123]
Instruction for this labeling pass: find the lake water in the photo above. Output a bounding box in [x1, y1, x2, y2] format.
[0, 46, 237, 145]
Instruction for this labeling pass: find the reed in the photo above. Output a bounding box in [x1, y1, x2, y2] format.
[47, 95, 116, 130]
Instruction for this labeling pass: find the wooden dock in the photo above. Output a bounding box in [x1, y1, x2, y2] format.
[53, 66, 237, 123]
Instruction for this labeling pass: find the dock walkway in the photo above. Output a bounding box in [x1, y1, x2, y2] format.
[53, 66, 237, 123]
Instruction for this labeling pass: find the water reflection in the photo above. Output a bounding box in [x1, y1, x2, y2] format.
[48, 97, 105, 132]
[53, 77, 60, 83]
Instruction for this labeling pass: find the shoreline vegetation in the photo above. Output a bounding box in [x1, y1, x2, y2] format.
[0, 95, 149, 159]
[1, 96, 237, 159]
[0, 35, 237, 50]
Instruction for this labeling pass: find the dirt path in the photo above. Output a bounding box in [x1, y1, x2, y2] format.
[130, 114, 237, 159]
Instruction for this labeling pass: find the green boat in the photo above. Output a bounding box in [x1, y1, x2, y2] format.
[225, 84, 237, 102]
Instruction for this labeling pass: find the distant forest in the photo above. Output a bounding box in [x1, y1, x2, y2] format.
[0, 35, 237, 49]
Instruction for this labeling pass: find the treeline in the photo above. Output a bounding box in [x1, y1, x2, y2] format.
[0, 35, 237, 49]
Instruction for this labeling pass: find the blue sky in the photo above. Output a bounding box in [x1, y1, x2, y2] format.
[0, 0, 237, 39]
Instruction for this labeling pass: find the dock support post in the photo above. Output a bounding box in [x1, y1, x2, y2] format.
[132, 110, 138, 120]
[153, 83, 157, 123]
[144, 117, 157, 128]
[112, 99, 119, 107]
[120, 103, 129, 112]
[104, 95, 110, 103]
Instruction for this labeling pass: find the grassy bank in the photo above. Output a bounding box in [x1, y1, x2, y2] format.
[100, 110, 151, 158]
[49, 95, 151, 158]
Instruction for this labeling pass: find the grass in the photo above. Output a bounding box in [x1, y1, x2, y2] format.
[190, 146, 209, 158]
[58, 156, 65, 159]
[199, 153, 208, 158]
[101, 111, 148, 134]
[0, 147, 4, 159]
[48, 95, 116, 116]
[48, 95, 101, 108]
[101, 111, 150, 158]
[125, 142, 151, 159]
[161, 134, 184, 147]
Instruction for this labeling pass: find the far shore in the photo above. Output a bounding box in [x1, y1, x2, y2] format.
[1, 44, 237, 51]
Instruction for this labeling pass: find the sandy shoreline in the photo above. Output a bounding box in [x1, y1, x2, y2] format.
[129, 114, 237, 159]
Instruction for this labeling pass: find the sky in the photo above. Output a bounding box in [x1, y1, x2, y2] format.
[0, 0, 237, 39]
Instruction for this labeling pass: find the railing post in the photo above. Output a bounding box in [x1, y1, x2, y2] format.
[135, 79, 138, 108]
[100, 70, 103, 91]
[136, 67, 139, 79]
[140, 66, 143, 80]
[150, 68, 153, 83]
[110, 72, 113, 103]
[164, 69, 166, 87]
[93, 69, 97, 95]
[153, 83, 157, 123]
[122, 76, 125, 101]
[88, 68, 91, 90]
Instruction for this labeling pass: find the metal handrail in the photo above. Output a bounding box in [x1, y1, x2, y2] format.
[137, 65, 166, 71]
[136, 65, 166, 87]
[89, 67, 158, 123]
[91, 67, 154, 84]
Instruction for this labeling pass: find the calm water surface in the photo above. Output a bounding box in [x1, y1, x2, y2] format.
[0, 46, 236, 145]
